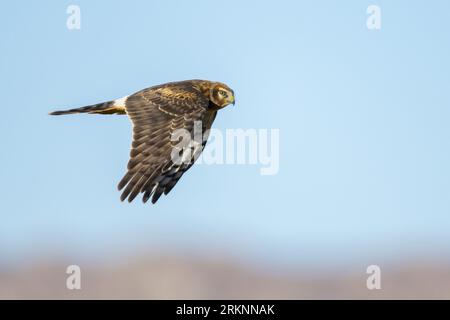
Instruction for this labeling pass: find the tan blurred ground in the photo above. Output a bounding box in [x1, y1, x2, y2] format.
[1, 255, 449, 299]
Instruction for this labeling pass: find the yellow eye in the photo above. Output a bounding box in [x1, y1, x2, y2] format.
[219, 90, 228, 98]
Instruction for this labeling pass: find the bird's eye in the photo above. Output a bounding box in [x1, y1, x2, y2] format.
[219, 90, 228, 97]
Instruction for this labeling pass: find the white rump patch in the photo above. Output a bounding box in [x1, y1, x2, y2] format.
[114, 96, 128, 107]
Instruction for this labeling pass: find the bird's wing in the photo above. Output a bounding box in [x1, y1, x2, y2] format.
[118, 83, 216, 204]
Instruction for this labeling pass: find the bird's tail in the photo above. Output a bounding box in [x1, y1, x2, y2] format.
[49, 100, 126, 116]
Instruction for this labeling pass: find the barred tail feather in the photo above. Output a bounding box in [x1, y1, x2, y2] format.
[49, 100, 126, 116]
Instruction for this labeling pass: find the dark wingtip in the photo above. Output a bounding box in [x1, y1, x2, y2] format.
[117, 174, 131, 191]
[127, 195, 136, 203]
[151, 191, 163, 204]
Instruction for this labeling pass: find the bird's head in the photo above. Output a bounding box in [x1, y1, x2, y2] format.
[210, 83, 235, 109]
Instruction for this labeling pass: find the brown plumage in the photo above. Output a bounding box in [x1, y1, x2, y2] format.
[50, 79, 235, 204]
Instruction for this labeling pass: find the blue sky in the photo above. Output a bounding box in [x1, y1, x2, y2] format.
[1, 1, 450, 270]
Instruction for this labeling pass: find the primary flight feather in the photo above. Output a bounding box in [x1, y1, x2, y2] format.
[50, 79, 235, 204]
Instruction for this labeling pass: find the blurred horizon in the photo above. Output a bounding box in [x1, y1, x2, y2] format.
[2, 253, 450, 299]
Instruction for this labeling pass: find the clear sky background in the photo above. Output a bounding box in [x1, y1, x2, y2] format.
[1, 1, 450, 271]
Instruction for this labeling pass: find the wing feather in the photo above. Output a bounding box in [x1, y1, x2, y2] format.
[119, 81, 217, 204]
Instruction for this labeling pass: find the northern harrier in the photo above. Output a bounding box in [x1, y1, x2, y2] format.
[50, 80, 235, 204]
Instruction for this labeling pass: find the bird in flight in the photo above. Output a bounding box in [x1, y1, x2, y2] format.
[50, 80, 235, 204]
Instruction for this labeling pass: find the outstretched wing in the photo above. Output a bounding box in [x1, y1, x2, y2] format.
[118, 82, 216, 204]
